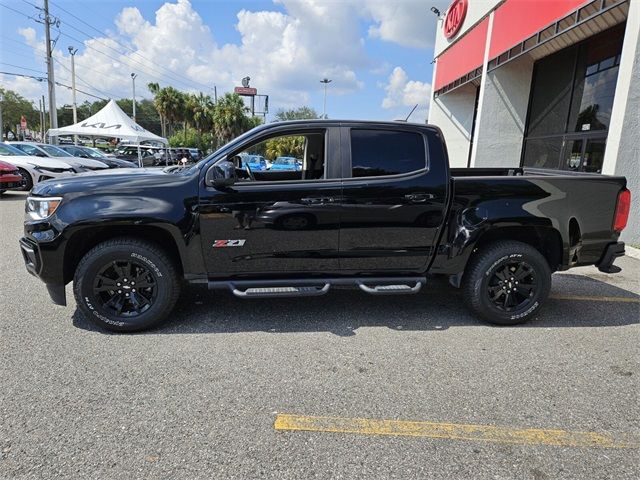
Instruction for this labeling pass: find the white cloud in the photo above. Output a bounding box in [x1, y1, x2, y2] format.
[6, 0, 440, 117]
[362, 0, 450, 49]
[381, 66, 431, 121]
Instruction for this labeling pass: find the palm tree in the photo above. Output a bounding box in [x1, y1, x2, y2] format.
[212, 93, 251, 144]
[148, 82, 168, 138]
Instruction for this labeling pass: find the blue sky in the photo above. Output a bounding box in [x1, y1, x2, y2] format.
[0, 0, 448, 122]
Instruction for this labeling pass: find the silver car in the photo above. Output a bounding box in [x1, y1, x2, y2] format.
[8, 142, 109, 172]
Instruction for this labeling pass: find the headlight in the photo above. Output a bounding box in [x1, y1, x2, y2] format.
[26, 196, 62, 220]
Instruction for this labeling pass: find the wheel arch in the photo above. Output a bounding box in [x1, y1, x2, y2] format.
[63, 224, 184, 284]
[471, 225, 563, 273]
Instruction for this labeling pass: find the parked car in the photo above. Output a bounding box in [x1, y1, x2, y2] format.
[0, 143, 75, 190]
[8, 142, 109, 171]
[238, 154, 268, 171]
[114, 145, 159, 167]
[20, 120, 630, 332]
[270, 156, 302, 171]
[58, 145, 138, 169]
[0, 159, 24, 194]
[188, 148, 204, 161]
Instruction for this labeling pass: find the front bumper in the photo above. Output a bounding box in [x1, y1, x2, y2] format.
[596, 242, 625, 273]
[19, 237, 67, 306]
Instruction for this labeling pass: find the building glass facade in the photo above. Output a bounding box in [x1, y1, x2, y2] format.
[522, 25, 625, 173]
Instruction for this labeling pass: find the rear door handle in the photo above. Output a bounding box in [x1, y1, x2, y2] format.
[404, 193, 434, 203]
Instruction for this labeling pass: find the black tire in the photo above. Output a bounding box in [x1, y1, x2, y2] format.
[17, 168, 33, 191]
[73, 237, 181, 332]
[462, 240, 551, 325]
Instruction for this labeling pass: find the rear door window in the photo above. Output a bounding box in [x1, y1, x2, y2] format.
[350, 129, 426, 178]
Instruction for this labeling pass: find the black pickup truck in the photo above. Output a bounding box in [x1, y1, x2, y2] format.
[20, 120, 631, 332]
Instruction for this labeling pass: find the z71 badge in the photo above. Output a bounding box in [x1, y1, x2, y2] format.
[213, 239, 246, 248]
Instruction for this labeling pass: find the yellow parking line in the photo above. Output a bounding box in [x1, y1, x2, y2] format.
[274, 414, 639, 449]
[550, 295, 640, 303]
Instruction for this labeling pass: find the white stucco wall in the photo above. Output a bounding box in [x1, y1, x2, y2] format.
[602, 0, 640, 244]
[434, 0, 501, 57]
[428, 83, 477, 167]
[471, 54, 534, 167]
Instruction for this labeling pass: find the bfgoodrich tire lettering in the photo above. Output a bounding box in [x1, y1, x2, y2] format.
[462, 241, 551, 325]
[73, 237, 180, 332]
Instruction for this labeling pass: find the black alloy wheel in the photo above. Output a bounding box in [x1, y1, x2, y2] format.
[92, 260, 158, 317]
[486, 260, 538, 312]
[74, 237, 180, 332]
[462, 240, 551, 325]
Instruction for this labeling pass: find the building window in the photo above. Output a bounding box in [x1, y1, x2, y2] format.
[522, 24, 624, 173]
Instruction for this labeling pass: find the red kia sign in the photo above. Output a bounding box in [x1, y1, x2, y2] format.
[234, 86, 257, 96]
[20, 115, 27, 129]
[444, 0, 468, 39]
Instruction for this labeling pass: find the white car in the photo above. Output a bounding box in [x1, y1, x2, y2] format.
[8, 141, 109, 172]
[0, 143, 75, 190]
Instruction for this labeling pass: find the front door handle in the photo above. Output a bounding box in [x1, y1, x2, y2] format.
[301, 197, 335, 204]
[404, 193, 434, 203]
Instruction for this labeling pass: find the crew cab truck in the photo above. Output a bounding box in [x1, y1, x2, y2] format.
[20, 120, 631, 332]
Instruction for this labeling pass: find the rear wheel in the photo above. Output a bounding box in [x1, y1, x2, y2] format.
[462, 241, 551, 325]
[73, 238, 181, 332]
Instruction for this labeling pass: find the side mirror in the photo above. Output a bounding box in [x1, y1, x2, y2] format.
[207, 160, 237, 188]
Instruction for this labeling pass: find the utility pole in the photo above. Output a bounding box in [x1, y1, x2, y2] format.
[41, 94, 46, 136]
[131, 73, 137, 122]
[0, 93, 4, 141]
[320, 78, 332, 119]
[68, 46, 78, 144]
[43, 0, 58, 143]
[38, 98, 44, 141]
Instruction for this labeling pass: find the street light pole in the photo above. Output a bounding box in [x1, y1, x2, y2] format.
[68, 46, 78, 144]
[320, 78, 332, 119]
[131, 73, 137, 123]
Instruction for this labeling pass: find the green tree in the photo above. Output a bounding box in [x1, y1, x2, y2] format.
[212, 93, 252, 144]
[0, 88, 40, 140]
[273, 106, 319, 122]
[264, 135, 305, 160]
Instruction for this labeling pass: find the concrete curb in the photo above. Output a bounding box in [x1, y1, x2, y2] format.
[625, 245, 640, 260]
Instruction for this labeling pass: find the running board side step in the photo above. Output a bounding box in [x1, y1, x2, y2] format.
[231, 284, 330, 298]
[357, 281, 423, 295]
[208, 277, 426, 298]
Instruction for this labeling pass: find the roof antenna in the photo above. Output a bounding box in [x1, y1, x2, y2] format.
[404, 104, 418, 122]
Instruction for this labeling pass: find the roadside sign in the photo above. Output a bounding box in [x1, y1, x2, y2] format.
[20, 115, 27, 129]
[234, 86, 257, 96]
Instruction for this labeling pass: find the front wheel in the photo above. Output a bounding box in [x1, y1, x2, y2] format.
[73, 238, 181, 332]
[17, 168, 33, 191]
[462, 241, 551, 325]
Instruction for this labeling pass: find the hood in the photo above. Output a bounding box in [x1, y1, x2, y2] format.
[31, 166, 195, 197]
[0, 154, 74, 170]
[61, 157, 109, 169]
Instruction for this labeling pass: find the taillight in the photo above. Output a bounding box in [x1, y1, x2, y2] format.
[613, 189, 631, 233]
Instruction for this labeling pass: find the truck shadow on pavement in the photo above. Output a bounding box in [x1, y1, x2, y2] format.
[72, 274, 640, 336]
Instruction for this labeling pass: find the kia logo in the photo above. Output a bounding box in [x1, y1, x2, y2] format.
[444, 0, 468, 40]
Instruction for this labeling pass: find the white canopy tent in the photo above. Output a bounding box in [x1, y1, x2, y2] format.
[47, 99, 168, 166]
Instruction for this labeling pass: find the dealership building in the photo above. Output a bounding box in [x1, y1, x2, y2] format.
[429, 0, 639, 243]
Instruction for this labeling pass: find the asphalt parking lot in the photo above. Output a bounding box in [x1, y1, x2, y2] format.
[1, 190, 638, 479]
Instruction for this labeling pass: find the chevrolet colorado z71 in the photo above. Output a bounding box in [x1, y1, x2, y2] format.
[20, 120, 631, 332]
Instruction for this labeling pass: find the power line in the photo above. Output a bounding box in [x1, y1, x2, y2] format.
[48, 0, 214, 92]
[0, 62, 46, 74]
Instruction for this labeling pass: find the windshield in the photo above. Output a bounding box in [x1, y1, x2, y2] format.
[41, 145, 73, 157]
[276, 157, 296, 165]
[82, 147, 105, 158]
[0, 144, 22, 156]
